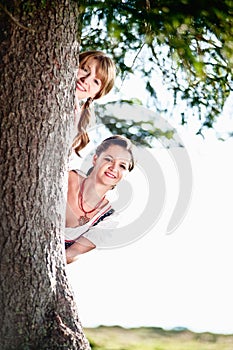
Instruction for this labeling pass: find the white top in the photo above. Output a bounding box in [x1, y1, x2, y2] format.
[65, 203, 119, 247]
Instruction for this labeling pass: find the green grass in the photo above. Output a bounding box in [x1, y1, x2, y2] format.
[84, 326, 233, 350]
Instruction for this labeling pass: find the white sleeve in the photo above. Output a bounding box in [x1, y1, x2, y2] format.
[82, 211, 119, 248]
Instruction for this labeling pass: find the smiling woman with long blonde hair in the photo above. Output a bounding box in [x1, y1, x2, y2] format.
[72, 51, 116, 156]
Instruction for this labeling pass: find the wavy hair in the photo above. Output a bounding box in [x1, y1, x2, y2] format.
[72, 51, 116, 156]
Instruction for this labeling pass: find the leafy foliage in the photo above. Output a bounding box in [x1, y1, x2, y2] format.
[78, 0, 233, 135]
[95, 100, 176, 148]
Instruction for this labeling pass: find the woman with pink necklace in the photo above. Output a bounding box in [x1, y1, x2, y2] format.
[65, 135, 135, 264]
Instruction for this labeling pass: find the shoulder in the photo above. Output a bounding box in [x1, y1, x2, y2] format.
[68, 170, 86, 189]
[68, 169, 87, 178]
[70, 169, 87, 177]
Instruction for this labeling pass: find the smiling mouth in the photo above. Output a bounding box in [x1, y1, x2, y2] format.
[76, 81, 86, 92]
[105, 171, 116, 179]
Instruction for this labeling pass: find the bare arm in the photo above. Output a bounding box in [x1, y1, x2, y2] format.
[66, 236, 96, 264]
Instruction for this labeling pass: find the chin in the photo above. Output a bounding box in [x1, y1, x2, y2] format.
[77, 94, 87, 100]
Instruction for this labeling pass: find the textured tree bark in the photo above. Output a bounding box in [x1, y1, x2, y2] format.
[0, 1, 90, 349]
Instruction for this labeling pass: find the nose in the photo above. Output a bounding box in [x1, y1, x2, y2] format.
[81, 72, 94, 85]
[80, 76, 89, 85]
[109, 161, 118, 172]
[82, 75, 91, 84]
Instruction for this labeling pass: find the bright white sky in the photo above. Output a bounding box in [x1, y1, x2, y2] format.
[66, 70, 233, 335]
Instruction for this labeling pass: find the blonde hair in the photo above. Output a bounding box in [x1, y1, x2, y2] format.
[72, 51, 116, 156]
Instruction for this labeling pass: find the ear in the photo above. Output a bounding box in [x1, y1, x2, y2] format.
[92, 154, 98, 165]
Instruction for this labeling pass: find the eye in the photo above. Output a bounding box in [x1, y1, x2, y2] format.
[104, 156, 113, 162]
[94, 78, 101, 86]
[80, 65, 88, 73]
[120, 164, 127, 170]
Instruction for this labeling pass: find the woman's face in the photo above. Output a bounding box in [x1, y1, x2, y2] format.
[76, 58, 102, 100]
[92, 145, 131, 188]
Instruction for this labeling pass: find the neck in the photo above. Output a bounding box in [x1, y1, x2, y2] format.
[78, 177, 108, 213]
[83, 177, 109, 199]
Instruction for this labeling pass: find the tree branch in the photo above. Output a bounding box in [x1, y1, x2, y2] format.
[0, 3, 35, 32]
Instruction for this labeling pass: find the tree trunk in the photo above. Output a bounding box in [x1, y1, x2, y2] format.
[0, 1, 90, 349]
